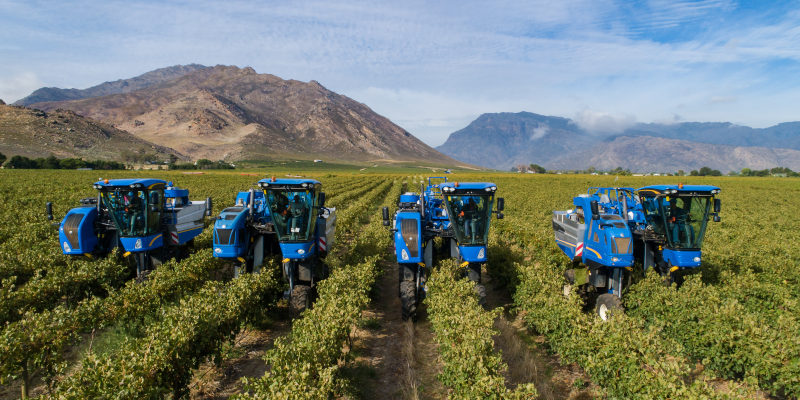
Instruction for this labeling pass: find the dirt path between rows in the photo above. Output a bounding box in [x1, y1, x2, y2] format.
[344, 257, 447, 400]
[482, 269, 598, 400]
[189, 307, 293, 399]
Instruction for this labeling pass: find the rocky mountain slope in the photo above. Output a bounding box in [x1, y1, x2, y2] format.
[0, 104, 182, 161]
[437, 112, 800, 172]
[28, 65, 462, 165]
[13, 64, 208, 106]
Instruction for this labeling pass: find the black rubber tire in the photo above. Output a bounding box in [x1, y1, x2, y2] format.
[595, 293, 623, 321]
[290, 284, 312, 313]
[467, 262, 481, 283]
[474, 284, 487, 307]
[400, 280, 417, 321]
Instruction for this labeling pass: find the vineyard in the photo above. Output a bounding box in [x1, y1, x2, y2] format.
[0, 169, 798, 399]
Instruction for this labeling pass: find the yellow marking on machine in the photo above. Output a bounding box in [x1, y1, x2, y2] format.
[460, 261, 469, 268]
[282, 258, 290, 264]
[148, 234, 162, 247]
[585, 247, 602, 259]
[123, 251, 131, 257]
[237, 257, 245, 263]
[556, 239, 576, 248]
[670, 266, 680, 273]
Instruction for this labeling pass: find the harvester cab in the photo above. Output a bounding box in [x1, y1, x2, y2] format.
[635, 185, 721, 272]
[54, 179, 211, 278]
[553, 184, 720, 320]
[383, 179, 504, 320]
[258, 177, 336, 311]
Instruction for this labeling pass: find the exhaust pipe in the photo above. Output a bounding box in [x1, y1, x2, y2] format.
[205, 197, 213, 217]
[248, 188, 255, 216]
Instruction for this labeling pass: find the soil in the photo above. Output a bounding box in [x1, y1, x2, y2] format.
[340, 257, 447, 400]
[482, 268, 599, 400]
[189, 308, 293, 399]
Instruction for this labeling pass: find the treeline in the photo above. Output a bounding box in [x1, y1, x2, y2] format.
[0, 153, 125, 170]
[512, 161, 799, 177]
[169, 158, 235, 170]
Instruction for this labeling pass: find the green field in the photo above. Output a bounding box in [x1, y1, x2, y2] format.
[0, 169, 797, 399]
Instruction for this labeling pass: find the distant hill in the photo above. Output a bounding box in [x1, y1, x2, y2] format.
[546, 136, 800, 172]
[0, 104, 182, 161]
[13, 64, 208, 106]
[437, 112, 800, 172]
[27, 65, 463, 166]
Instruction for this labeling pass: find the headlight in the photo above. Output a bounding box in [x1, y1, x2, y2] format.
[297, 249, 305, 255]
[491, 186, 497, 191]
[693, 256, 701, 262]
[214, 248, 221, 253]
[485, 187, 492, 192]
[401, 249, 409, 260]
[301, 183, 309, 188]
[612, 257, 619, 262]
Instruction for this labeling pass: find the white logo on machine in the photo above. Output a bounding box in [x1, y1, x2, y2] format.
[135, 239, 142, 249]
[478, 248, 485, 259]
[63, 241, 70, 252]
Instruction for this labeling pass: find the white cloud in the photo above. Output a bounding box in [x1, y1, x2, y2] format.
[0, 72, 42, 103]
[573, 109, 637, 134]
[531, 125, 549, 140]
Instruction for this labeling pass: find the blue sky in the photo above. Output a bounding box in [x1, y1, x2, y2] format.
[2, 0, 800, 146]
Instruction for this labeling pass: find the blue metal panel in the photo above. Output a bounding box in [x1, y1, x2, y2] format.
[458, 245, 487, 262]
[120, 233, 162, 252]
[394, 211, 422, 263]
[177, 226, 203, 244]
[399, 194, 420, 203]
[280, 241, 316, 260]
[662, 248, 702, 268]
[164, 188, 189, 198]
[59, 207, 98, 255]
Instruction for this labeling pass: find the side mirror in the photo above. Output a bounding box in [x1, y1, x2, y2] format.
[46, 202, 53, 221]
[497, 212, 504, 220]
[382, 206, 390, 226]
[319, 192, 326, 208]
[496, 197, 505, 211]
[205, 197, 213, 217]
[713, 198, 721, 213]
[590, 200, 600, 220]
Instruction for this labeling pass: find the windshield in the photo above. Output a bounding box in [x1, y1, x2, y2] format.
[444, 194, 493, 245]
[640, 195, 711, 249]
[265, 189, 317, 242]
[101, 188, 163, 237]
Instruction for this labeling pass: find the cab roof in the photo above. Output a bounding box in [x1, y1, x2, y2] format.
[258, 178, 320, 187]
[638, 185, 720, 194]
[93, 178, 167, 188]
[439, 182, 497, 190]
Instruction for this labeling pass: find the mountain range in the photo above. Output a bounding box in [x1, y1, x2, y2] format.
[8, 65, 463, 166]
[436, 112, 800, 172]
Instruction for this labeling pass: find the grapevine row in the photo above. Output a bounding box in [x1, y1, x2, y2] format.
[425, 260, 537, 399]
[49, 264, 282, 399]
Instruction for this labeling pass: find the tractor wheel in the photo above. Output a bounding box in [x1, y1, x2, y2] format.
[595, 293, 623, 321]
[400, 280, 417, 321]
[290, 284, 312, 313]
[474, 284, 487, 307]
